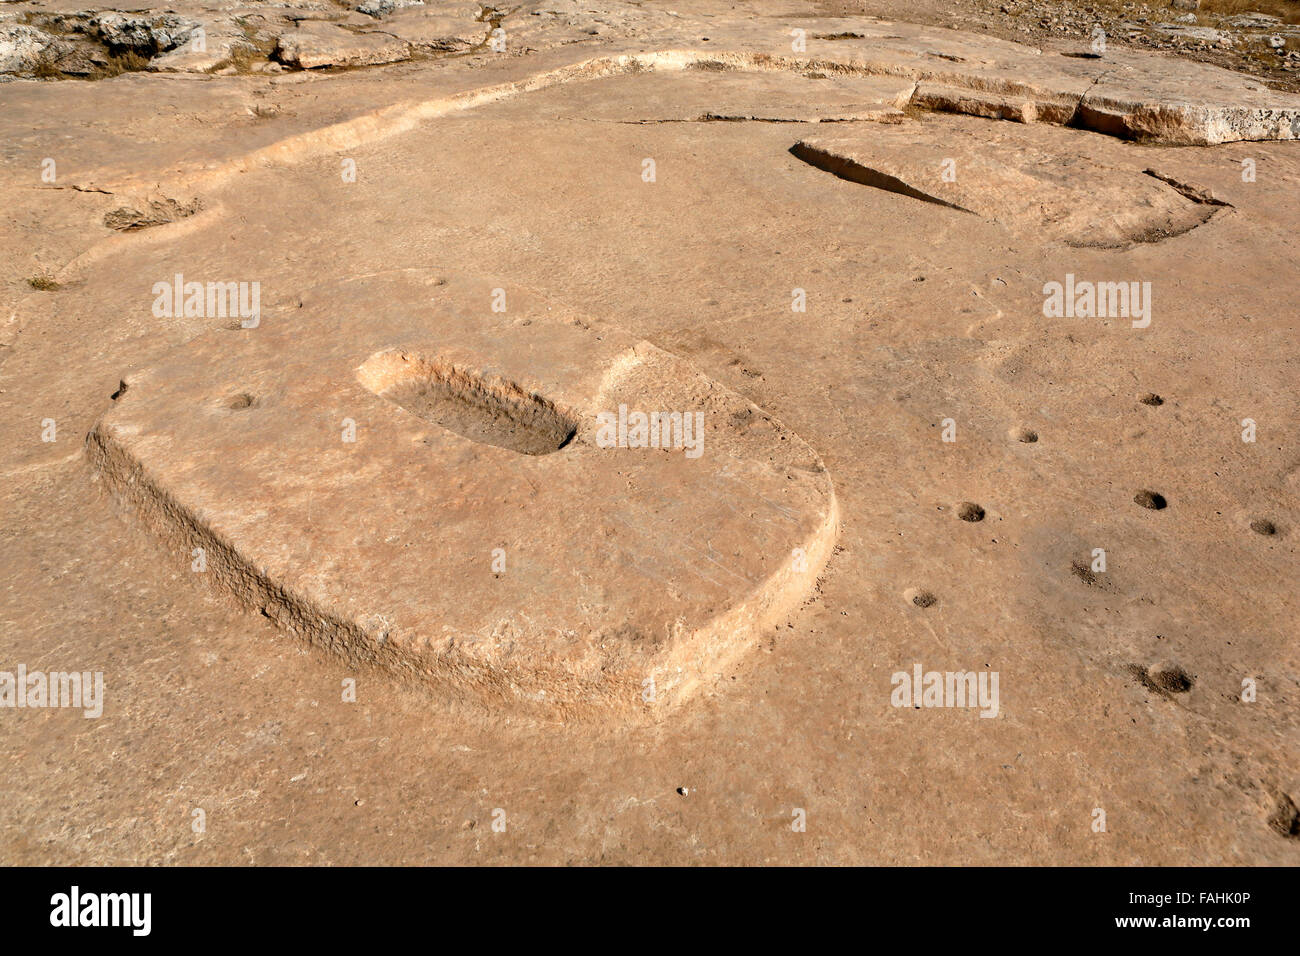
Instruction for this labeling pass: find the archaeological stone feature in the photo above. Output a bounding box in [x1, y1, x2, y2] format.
[3, 0, 1298, 870]
[792, 119, 1230, 246]
[86, 278, 838, 716]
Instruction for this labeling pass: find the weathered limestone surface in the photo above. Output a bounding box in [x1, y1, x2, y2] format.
[88, 277, 836, 716]
[0, 23, 60, 73]
[273, 21, 412, 70]
[3, 0, 1299, 143]
[793, 118, 1229, 246]
[1, 0, 1297, 867]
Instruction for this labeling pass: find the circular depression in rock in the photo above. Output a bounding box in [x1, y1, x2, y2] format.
[1134, 490, 1167, 510]
[1137, 662, 1194, 695]
[905, 587, 937, 608]
[1250, 518, 1278, 536]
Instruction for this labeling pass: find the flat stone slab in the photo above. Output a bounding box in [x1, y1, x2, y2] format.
[613, 16, 1300, 144]
[527, 68, 915, 123]
[792, 118, 1229, 247]
[377, 7, 483, 52]
[86, 276, 837, 717]
[1077, 60, 1300, 144]
[273, 21, 411, 69]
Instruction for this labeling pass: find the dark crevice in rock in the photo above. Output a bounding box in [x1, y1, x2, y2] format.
[1143, 168, 1235, 206]
[789, 141, 977, 213]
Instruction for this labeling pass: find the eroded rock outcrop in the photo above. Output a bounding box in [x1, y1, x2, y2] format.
[273, 21, 412, 69]
[0, 23, 60, 74]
